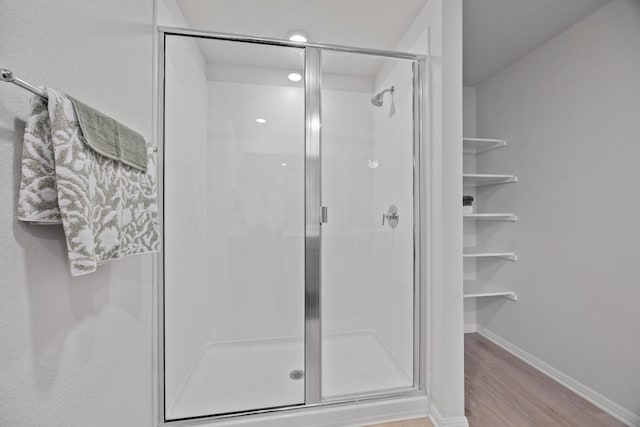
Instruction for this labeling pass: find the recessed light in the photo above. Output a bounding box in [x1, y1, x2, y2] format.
[288, 72, 302, 82]
[286, 30, 310, 43]
[281, 163, 288, 166]
[256, 118, 266, 124]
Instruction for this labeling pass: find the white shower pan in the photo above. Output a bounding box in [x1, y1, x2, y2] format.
[169, 330, 412, 420]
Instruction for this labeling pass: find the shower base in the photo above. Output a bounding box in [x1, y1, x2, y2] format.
[169, 330, 413, 420]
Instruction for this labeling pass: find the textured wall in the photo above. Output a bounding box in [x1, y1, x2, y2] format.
[476, 0, 640, 417]
[0, 1, 155, 425]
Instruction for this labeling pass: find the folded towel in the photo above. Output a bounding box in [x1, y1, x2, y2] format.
[69, 96, 147, 172]
[18, 88, 160, 276]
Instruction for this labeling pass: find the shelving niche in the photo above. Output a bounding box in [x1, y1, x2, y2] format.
[463, 136, 517, 301]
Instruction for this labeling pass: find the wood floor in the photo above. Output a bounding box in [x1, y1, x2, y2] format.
[367, 418, 432, 427]
[367, 333, 625, 427]
[465, 333, 626, 427]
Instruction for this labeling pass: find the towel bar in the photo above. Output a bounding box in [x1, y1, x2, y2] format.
[1, 67, 157, 153]
[0, 68, 48, 99]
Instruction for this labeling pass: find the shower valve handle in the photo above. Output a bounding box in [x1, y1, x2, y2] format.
[382, 205, 399, 228]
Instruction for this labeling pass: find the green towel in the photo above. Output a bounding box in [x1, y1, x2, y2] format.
[18, 89, 159, 276]
[69, 96, 147, 172]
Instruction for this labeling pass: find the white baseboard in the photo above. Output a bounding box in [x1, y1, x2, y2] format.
[463, 324, 476, 334]
[429, 404, 469, 427]
[476, 326, 640, 427]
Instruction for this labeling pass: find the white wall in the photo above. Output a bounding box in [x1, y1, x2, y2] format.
[201, 50, 425, 402]
[423, 0, 465, 421]
[202, 78, 382, 346]
[475, 0, 640, 417]
[202, 76, 410, 362]
[462, 86, 477, 332]
[384, 0, 464, 421]
[370, 60, 418, 378]
[321, 88, 376, 338]
[204, 79, 306, 344]
[438, 0, 464, 418]
[0, 1, 155, 426]
[382, 0, 465, 421]
[163, 33, 209, 411]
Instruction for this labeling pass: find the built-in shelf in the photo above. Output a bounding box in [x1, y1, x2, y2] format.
[463, 247, 517, 261]
[463, 173, 518, 187]
[464, 280, 517, 301]
[463, 137, 507, 154]
[464, 213, 517, 221]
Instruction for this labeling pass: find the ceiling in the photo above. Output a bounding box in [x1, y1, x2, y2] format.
[190, 37, 393, 79]
[175, 0, 428, 78]
[172, 0, 613, 85]
[463, 0, 612, 86]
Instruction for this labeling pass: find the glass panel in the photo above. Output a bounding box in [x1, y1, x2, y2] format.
[320, 50, 416, 399]
[163, 35, 306, 419]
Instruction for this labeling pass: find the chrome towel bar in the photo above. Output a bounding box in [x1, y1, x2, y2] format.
[0, 68, 48, 99]
[0, 67, 157, 152]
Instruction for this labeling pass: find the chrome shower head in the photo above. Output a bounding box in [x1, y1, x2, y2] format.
[371, 92, 385, 107]
[371, 85, 394, 107]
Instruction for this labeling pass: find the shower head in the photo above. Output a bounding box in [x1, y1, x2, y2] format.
[371, 86, 394, 107]
[371, 93, 384, 107]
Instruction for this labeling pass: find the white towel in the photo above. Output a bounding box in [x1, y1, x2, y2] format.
[18, 88, 160, 276]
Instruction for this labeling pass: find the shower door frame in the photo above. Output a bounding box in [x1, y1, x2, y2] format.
[156, 26, 428, 425]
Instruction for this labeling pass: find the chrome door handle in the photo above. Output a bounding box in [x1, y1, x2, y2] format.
[382, 205, 399, 228]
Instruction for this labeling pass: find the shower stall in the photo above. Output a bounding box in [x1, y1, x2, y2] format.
[158, 27, 427, 424]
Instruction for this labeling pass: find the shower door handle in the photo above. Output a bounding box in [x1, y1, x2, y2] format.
[382, 205, 399, 228]
[321, 206, 328, 224]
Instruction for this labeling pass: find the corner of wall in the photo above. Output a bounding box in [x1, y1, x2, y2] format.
[428, 0, 465, 420]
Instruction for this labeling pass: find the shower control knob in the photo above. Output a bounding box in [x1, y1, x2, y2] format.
[382, 205, 399, 228]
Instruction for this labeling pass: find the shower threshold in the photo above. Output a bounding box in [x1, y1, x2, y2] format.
[168, 330, 412, 420]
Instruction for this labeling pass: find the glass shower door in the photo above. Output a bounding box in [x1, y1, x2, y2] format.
[163, 35, 306, 420]
[162, 31, 424, 420]
[318, 50, 419, 399]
